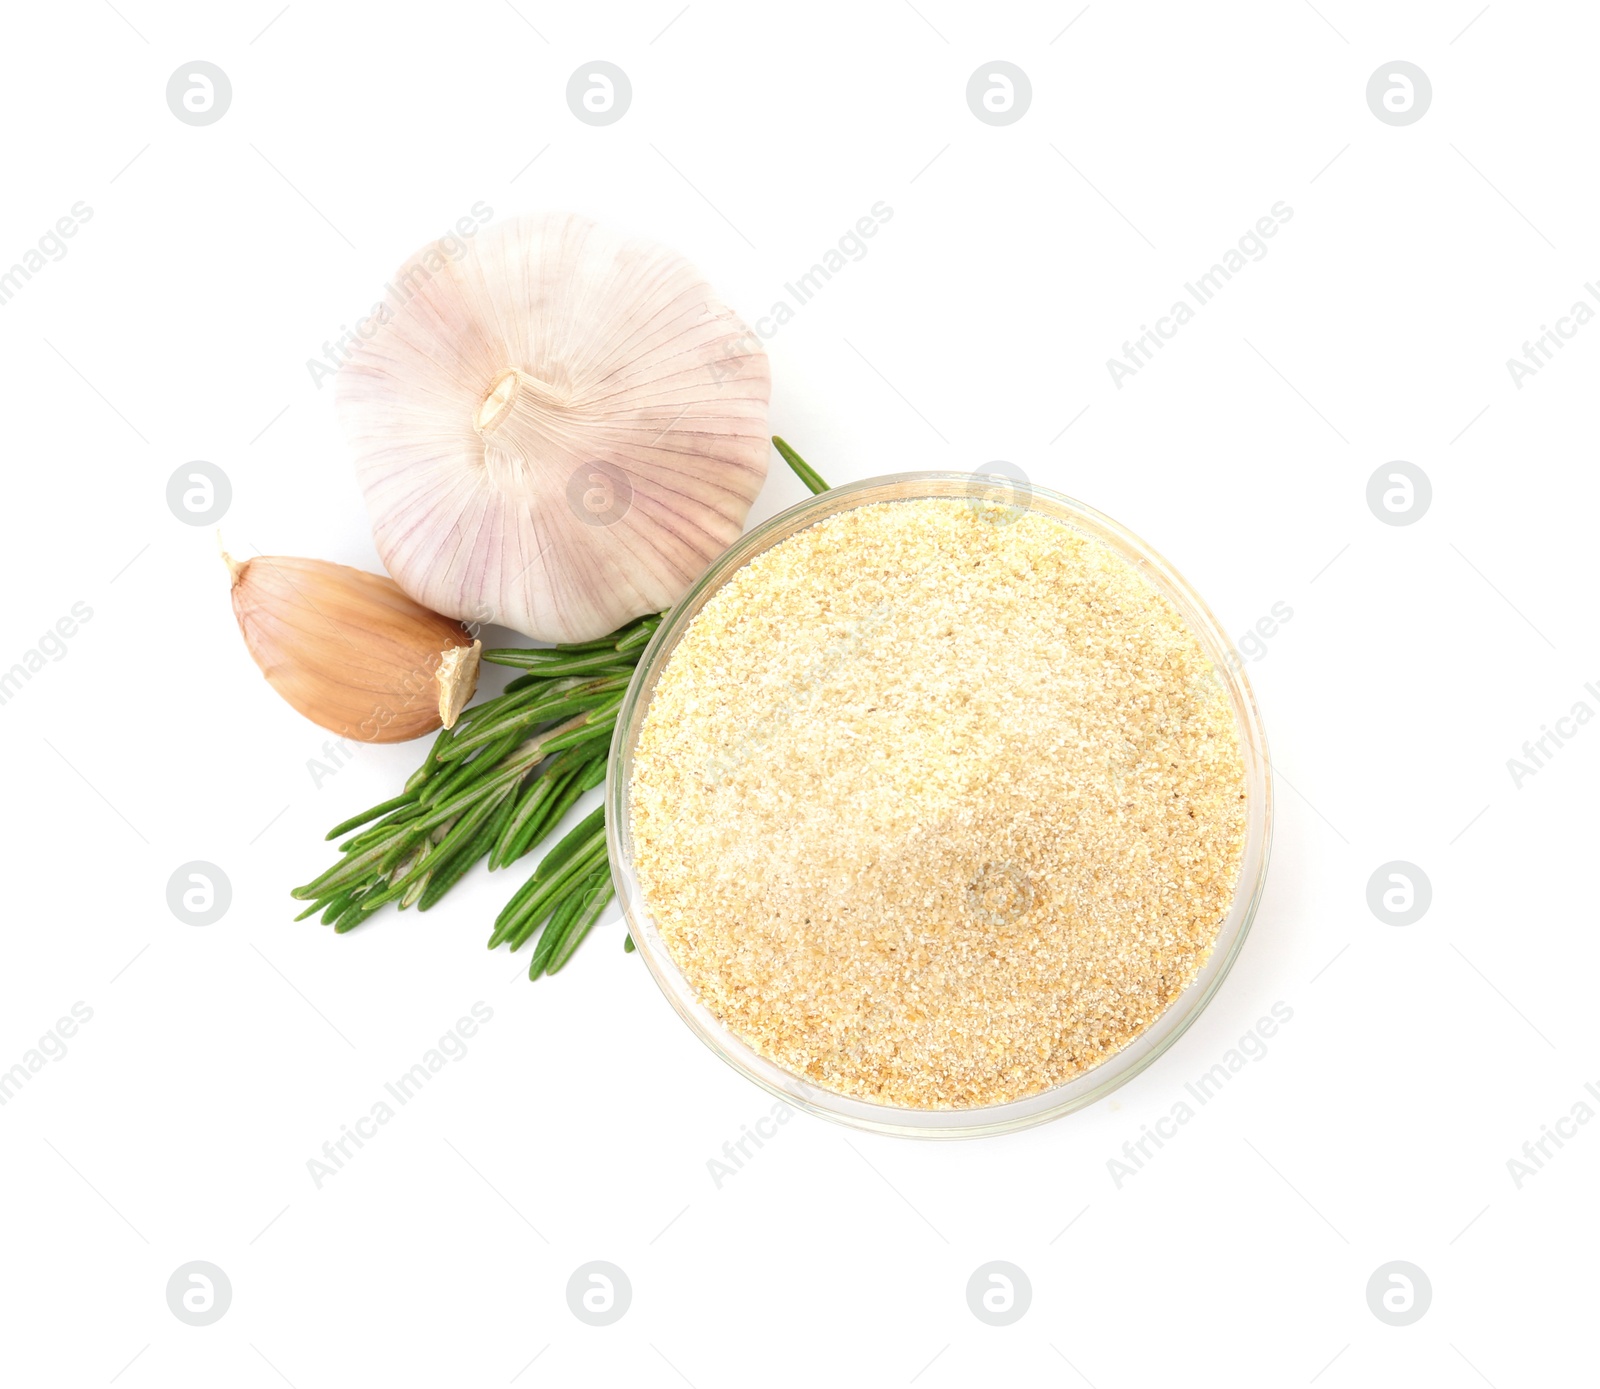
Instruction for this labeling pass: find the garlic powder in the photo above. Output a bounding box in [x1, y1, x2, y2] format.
[629, 498, 1248, 1109]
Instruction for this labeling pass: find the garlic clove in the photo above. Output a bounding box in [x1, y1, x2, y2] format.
[336, 213, 771, 644]
[227, 551, 480, 744]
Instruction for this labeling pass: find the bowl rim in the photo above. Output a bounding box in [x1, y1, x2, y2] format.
[607, 471, 1274, 1138]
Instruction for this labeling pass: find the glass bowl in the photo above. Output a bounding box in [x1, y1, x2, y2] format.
[607, 473, 1272, 1138]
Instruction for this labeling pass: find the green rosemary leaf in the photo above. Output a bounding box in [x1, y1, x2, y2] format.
[492, 771, 569, 871]
[417, 830, 494, 911]
[497, 784, 569, 871]
[330, 887, 383, 934]
[491, 619, 650, 661]
[399, 867, 431, 910]
[534, 806, 605, 883]
[541, 634, 628, 653]
[333, 901, 379, 935]
[442, 788, 519, 879]
[525, 908, 576, 977]
[483, 648, 640, 677]
[480, 782, 521, 854]
[544, 876, 614, 976]
[773, 435, 830, 495]
[453, 674, 587, 729]
[339, 802, 425, 853]
[505, 762, 593, 862]
[614, 617, 662, 652]
[502, 667, 580, 694]
[326, 791, 418, 842]
[535, 713, 618, 759]
[403, 726, 456, 793]
[526, 877, 594, 976]
[576, 750, 609, 792]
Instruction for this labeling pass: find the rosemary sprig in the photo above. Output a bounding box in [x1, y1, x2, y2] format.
[289, 612, 658, 972]
[291, 437, 829, 979]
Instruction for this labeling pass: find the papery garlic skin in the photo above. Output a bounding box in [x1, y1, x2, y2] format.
[336, 213, 771, 643]
[229, 554, 479, 744]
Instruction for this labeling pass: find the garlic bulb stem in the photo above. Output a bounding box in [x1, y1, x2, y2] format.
[475, 369, 522, 433]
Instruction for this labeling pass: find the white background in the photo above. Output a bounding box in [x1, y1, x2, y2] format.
[1, 1, 1595, 1384]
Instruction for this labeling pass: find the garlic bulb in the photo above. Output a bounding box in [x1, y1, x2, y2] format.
[336, 213, 771, 643]
[227, 551, 481, 743]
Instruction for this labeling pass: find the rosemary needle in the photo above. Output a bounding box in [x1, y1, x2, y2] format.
[772, 436, 829, 495]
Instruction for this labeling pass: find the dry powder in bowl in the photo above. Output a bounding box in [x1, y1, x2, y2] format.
[628, 496, 1248, 1109]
